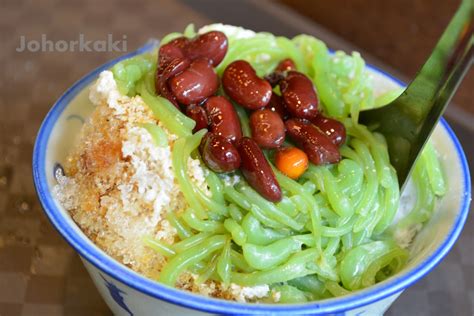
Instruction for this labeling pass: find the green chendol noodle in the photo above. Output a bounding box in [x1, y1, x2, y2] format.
[111, 24, 446, 302]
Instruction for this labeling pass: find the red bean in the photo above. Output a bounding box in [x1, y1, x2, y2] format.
[169, 58, 219, 105]
[155, 57, 191, 108]
[236, 137, 282, 202]
[159, 57, 190, 82]
[168, 37, 190, 50]
[267, 93, 289, 120]
[222, 60, 272, 110]
[186, 104, 209, 133]
[285, 118, 341, 165]
[185, 31, 228, 67]
[205, 96, 242, 143]
[156, 39, 191, 107]
[311, 114, 346, 146]
[249, 109, 285, 148]
[200, 133, 241, 173]
[280, 71, 319, 119]
[157, 37, 188, 69]
[275, 58, 296, 72]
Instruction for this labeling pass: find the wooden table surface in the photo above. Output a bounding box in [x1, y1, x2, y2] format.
[0, 1, 472, 315]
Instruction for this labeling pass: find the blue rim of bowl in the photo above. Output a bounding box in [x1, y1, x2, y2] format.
[32, 40, 471, 315]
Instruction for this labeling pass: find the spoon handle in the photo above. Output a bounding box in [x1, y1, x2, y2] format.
[360, 0, 473, 187]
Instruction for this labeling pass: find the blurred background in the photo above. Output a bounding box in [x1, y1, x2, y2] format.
[0, 0, 472, 315]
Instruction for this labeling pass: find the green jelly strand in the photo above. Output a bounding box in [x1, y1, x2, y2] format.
[230, 249, 318, 286]
[339, 240, 405, 290]
[171, 132, 207, 217]
[217, 238, 232, 286]
[351, 138, 378, 217]
[239, 185, 304, 231]
[242, 237, 303, 270]
[242, 213, 289, 246]
[420, 142, 446, 196]
[182, 208, 226, 233]
[139, 80, 195, 137]
[139, 123, 168, 147]
[142, 236, 175, 257]
[272, 284, 309, 303]
[167, 212, 193, 240]
[224, 218, 247, 246]
[172, 232, 212, 253]
[159, 235, 227, 286]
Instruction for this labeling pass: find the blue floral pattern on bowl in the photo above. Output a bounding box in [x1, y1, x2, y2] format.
[101, 274, 134, 316]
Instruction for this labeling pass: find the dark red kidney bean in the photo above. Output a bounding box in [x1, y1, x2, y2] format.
[267, 93, 290, 120]
[156, 39, 191, 108]
[169, 58, 219, 105]
[249, 109, 285, 148]
[236, 137, 282, 202]
[280, 71, 319, 119]
[275, 58, 296, 72]
[168, 37, 189, 49]
[186, 104, 209, 133]
[222, 60, 272, 110]
[159, 57, 190, 82]
[205, 96, 242, 143]
[157, 38, 188, 69]
[155, 57, 191, 108]
[285, 118, 341, 165]
[200, 133, 241, 173]
[185, 31, 228, 67]
[311, 114, 346, 147]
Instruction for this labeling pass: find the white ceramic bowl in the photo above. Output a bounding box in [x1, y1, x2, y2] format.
[33, 40, 471, 315]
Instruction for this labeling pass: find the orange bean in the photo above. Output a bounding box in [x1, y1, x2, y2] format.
[275, 147, 309, 179]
